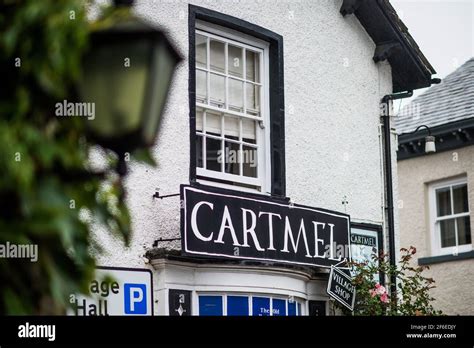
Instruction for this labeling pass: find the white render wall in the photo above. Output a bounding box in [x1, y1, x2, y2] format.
[94, 0, 394, 275]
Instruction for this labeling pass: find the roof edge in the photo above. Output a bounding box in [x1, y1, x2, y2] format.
[397, 117, 474, 160]
[341, 0, 437, 92]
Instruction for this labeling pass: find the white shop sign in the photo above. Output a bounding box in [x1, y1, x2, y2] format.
[350, 226, 381, 283]
[69, 267, 153, 316]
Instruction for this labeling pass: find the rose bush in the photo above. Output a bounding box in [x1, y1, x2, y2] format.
[335, 246, 443, 316]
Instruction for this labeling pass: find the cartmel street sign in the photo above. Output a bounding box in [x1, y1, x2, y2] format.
[181, 185, 352, 269]
[327, 265, 356, 311]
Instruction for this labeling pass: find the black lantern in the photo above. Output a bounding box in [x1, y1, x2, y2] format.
[79, 0, 181, 157]
[410, 125, 436, 154]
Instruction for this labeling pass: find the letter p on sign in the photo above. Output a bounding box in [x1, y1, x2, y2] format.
[124, 283, 147, 314]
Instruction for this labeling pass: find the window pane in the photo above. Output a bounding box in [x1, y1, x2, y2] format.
[196, 70, 207, 104]
[227, 296, 249, 316]
[224, 141, 240, 175]
[436, 187, 452, 217]
[288, 301, 296, 316]
[229, 78, 244, 112]
[195, 34, 207, 69]
[206, 112, 221, 135]
[252, 297, 270, 316]
[242, 118, 256, 144]
[245, 83, 260, 116]
[199, 296, 223, 316]
[457, 216, 472, 245]
[210, 39, 225, 73]
[440, 219, 456, 248]
[210, 73, 225, 108]
[228, 44, 243, 78]
[196, 135, 203, 168]
[297, 303, 302, 316]
[246, 50, 260, 83]
[196, 109, 203, 132]
[242, 145, 257, 178]
[453, 184, 469, 214]
[206, 137, 222, 172]
[272, 299, 286, 316]
[224, 116, 239, 139]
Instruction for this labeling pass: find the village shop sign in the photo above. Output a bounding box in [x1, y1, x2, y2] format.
[181, 185, 352, 268]
[327, 263, 356, 311]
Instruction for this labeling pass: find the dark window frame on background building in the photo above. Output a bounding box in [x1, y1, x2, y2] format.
[429, 176, 471, 256]
[188, 5, 286, 197]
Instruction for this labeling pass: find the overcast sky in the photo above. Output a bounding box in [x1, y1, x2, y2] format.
[391, 0, 473, 110]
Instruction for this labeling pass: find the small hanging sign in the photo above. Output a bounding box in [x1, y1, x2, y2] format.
[326, 260, 356, 311]
[169, 289, 191, 316]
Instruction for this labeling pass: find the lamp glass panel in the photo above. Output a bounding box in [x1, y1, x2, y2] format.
[143, 41, 179, 145]
[80, 39, 151, 139]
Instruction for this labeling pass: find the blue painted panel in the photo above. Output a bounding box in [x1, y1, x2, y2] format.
[227, 296, 249, 316]
[199, 295, 223, 316]
[252, 297, 270, 316]
[272, 299, 286, 316]
[288, 301, 296, 316]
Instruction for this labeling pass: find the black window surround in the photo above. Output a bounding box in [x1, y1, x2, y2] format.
[188, 4, 286, 197]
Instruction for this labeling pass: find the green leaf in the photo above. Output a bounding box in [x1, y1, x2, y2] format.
[132, 148, 157, 167]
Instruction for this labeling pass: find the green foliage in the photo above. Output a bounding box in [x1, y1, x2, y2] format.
[0, 0, 152, 314]
[336, 247, 443, 316]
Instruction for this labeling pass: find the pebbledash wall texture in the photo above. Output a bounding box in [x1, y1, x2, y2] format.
[398, 146, 474, 315]
[91, 0, 398, 314]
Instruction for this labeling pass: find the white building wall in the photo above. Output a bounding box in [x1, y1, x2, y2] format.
[92, 0, 394, 298]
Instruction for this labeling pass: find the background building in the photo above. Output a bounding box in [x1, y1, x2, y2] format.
[91, 0, 436, 316]
[397, 57, 474, 315]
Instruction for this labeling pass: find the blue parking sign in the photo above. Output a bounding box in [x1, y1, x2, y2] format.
[124, 283, 147, 314]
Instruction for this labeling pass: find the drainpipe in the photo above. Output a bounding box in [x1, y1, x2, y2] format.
[380, 91, 412, 300]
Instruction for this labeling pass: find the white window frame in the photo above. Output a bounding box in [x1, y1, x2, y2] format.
[195, 21, 271, 194]
[429, 177, 472, 256]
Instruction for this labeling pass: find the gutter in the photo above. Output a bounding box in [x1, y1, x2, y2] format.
[381, 91, 413, 300]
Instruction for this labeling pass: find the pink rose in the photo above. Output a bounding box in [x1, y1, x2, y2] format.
[369, 283, 389, 303]
[376, 285, 387, 295]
